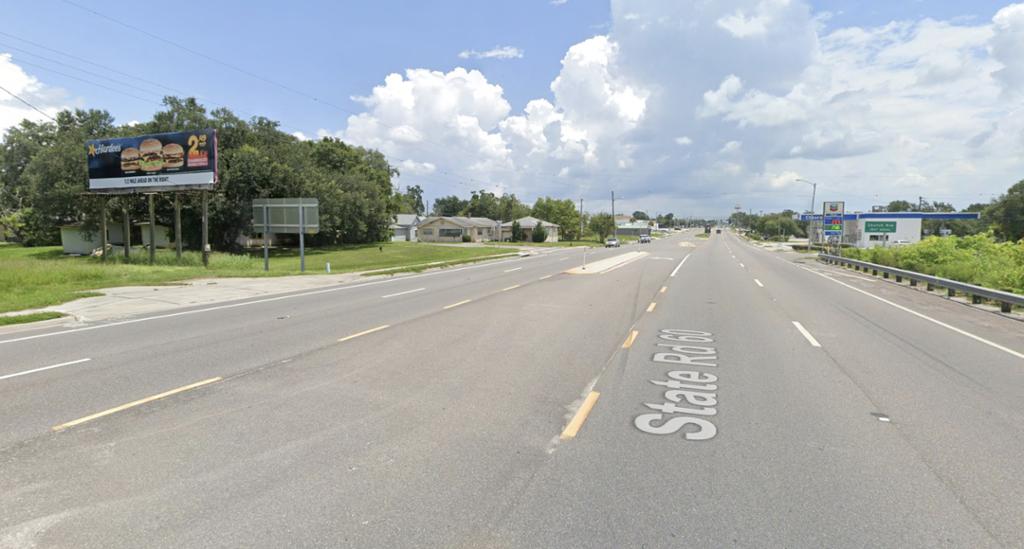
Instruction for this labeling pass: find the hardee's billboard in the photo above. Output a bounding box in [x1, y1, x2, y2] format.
[86, 129, 217, 192]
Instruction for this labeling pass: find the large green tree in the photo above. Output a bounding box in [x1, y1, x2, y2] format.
[532, 196, 581, 240]
[589, 213, 615, 240]
[432, 195, 468, 216]
[986, 180, 1024, 241]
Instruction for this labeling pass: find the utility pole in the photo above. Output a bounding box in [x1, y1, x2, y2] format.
[611, 190, 616, 240]
[918, 196, 924, 211]
[579, 198, 584, 243]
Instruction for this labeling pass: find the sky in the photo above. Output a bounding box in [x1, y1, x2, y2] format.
[1, 0, 1023, 218]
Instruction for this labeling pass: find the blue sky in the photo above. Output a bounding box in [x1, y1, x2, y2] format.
[2, 1, 1023, 216]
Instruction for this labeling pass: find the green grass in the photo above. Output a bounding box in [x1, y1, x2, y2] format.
[0, 242, 511, 313]
[0, 311, 65, 326]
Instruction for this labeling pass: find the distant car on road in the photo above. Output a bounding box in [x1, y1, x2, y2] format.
[639, 235, 651, 244]
[605, 237, 620, 248]
[716, 228, 722, 234]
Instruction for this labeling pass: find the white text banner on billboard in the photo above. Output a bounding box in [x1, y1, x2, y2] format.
[87, 129, 217, 192]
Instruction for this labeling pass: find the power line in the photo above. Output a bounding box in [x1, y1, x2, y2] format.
[0, 83, 57, 122]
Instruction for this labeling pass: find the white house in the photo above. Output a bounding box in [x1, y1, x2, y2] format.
[59, 224, 127, 255]
[500, 216, 560, 242]
[417, 216, 499, 242]
[391, 214, 423, 242]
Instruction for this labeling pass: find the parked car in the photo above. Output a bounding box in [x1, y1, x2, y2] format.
[605, 237, 620, 248]
[639, 235, 651, 243]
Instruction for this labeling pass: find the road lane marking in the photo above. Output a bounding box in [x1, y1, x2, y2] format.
[660, 286, 667, 294]
[504, 267, 522, 273]
[792, 321, 822, 347]
[739, 262, 745, 268]
[0, 358, 91, 382]
[443, 299, 472, 310]
[381, 287, 425, 299]
[53, 377, 222, 431]
[754, 279, 764, 288]
[622, 330, 639, 348]
[539, 274, 553, 280]
[799, 265, 1024, 360]
[559, 257, 568, 261]
[338, 324, 390, 342]
[561, 391, 600, 440]
[669, 254, 690, 277]
[502, 284, 521, 292]
[647, 302, 657, 313]
[0, 254, 529, 346]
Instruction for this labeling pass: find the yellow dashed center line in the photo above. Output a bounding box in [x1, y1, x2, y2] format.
[560, 391, 601, 440]
[646, 302, 657, 312]
[622, 330, 639, 349]
[338, 324, 390, 342]
[502, 284, 521, 292]
[443, 299, 472, 310]
[53, 377, 222, 431]
[660, 286, 667, 294]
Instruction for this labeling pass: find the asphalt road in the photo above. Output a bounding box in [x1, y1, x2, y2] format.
[2, 230, 1024, 548]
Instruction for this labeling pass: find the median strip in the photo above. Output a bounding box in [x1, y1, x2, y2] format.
[443, 299, 472, 310]
[560, 391, 601, 440]
[53, 377, 222, 431]
[622, 330, 639, 349]
[338, 324, 390, 342]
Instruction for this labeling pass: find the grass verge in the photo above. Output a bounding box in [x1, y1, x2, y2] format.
[0, 311, 65, 326]
[0, 242, 510, 313]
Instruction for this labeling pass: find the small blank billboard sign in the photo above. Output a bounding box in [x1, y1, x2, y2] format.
[87, 130, 217, 192]
[252, 198, 319, 234]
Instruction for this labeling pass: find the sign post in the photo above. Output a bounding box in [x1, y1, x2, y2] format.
[253, 198, 319, 273]
[99, 196, 108, 262]
[822, 201, 845, 256]
[147, 193, 156, 265]
[174, 193, 182, 261]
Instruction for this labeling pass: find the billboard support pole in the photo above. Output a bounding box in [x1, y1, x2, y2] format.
[99, 195, 108, 262]
[201, 190, 209, 268]
[263, 204, 270, 272]
[147, 193, 156, 266]
[122, 201, 130, 259]
[298, 197, 305, 273]
[174, 193, 182, 261]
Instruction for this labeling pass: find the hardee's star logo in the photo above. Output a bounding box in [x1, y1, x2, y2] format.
[87, 143, 97, 157]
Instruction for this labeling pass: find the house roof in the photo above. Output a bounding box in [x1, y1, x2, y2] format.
[421, 216, 498, 228]
[501, 216, 559, 228]
[391, 214, 422, 228]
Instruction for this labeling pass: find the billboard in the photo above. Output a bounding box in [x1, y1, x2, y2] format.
[87, 129, 217, 192]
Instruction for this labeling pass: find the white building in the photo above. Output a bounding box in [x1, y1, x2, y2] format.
[390, 214, 423, 242]
[800, 212, 981, 248]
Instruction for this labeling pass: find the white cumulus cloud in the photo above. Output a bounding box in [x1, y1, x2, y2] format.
[327, 1, 1024, 216]
[0, 53, 73, 134]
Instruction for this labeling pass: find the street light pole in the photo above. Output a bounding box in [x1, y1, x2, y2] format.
[795, 177, 819, 247]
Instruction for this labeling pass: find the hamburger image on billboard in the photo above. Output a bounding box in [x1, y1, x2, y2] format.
[138, 138, 163, 172]
[87, 129, 217, 191]
[162, 143, 184, 169]
[120, 147, 140, 172]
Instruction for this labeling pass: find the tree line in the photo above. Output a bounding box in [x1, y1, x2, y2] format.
[0, 97, 401, 249]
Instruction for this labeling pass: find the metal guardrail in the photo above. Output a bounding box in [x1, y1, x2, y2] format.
[818, 253, 1024, 314]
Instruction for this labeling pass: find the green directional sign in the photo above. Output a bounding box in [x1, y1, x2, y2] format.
[864, 221, 897, 233]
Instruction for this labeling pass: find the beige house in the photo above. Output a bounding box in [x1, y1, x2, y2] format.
[417, 216, 499, 242]
[501, 216, 560, 242]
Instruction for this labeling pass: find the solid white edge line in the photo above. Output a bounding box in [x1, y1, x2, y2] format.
[792, 321, 822, 348]
[754, 279, 764, 288]
[539, 274, 553, 280]
[502, 285, 521, 292]
[504, 267, 523, 273]
[0, 358, 91, 382]
[0, 253, 534, 346]
[669, 254, 691, 278]
[798, 265, 1024, 360]
[381, 287, 425, 299]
